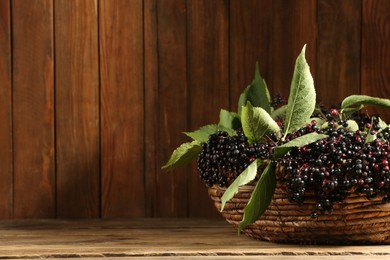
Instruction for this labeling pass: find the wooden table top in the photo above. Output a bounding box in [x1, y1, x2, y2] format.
[0, 218, 390, 259]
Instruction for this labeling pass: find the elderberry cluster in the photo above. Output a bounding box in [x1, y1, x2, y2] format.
[352, 113, 382, 132]
[279, 112, 390, 217]
[196, 107, 390, 217]
[197, 130, 273, 187]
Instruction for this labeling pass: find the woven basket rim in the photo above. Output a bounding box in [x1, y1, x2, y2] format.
[208, 181, 390, 244]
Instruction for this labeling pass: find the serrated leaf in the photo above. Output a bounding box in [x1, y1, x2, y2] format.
[242, 102, 281, 143]
[273, 133, 328, 158]
[238, 63, 271, 115]
[219, 109, 241, 130]
[271, 105, 287, 120]
[341, 105, 364, 118]
[238, 163, 276, 232]
[183, 124, 235, 143]
[341, 95, 390, 109]
[254, 62, 272, 113]
[283, 45, 316, 138]
[379, 117, 387, 129]
[162, 141, 202, 170]
[220, 159, 260, 212]
[340, 120, 359, 132]
[365, 132, 377, 144]
[238, 91, 247, 116]
[183, 125, 218, 142]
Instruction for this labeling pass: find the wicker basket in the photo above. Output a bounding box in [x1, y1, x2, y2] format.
[208, 180, 390, 244]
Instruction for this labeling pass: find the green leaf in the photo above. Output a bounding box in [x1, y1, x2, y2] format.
[341, 105, 364, 118]
[238, 92, 247, 117]
[253, 62, 272, 114]
[340, 120, 359, 132]
[220, 159, 260, 212]
[183, 125, 218, 143]
[283, 45, 316, 138]
[242, 102, 281, 143]
[273, 132, 328, 158]
[238, 163, 276, 232]
[271, 105, 287, 120]
[162, 141, 202, 170]
[341, 95, 390, 109]
[219, 109, 241, 130]
[379, 117, 387, 129]
[365, 132, 377, 144]
[183, 124, 235, 143]
[238, 63, 271, 116]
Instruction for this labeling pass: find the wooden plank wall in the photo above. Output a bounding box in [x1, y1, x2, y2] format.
[0, 0, 389, 219]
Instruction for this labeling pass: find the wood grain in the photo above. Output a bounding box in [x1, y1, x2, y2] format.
[317, 0, 361, 107]
[229, 0, 273, 110]
[3, 0, 390, 219]
[55, 0, 100, 218]
[100, 0, 145, 217]
[12, 0, 55, 218]
[361, 0, 390, 122]
[155, 0, 189, 217]
[187, 0, 229, 218]
[0, 0, 12, 219]
[144, 0, 158, 217]
[0, 219, 389, 258]
[272, 0, 317, 100]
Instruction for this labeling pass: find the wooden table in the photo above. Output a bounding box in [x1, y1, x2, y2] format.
[0, 218, 390, 259]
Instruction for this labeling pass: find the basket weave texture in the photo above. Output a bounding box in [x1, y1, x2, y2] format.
[208, 180, 390, 245]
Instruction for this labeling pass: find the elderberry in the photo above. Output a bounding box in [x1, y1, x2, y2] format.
[197, 130, 273, 187]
